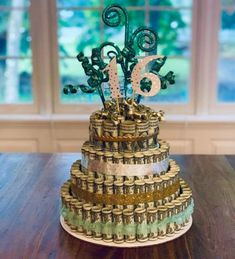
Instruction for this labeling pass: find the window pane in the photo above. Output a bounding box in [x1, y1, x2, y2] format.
[0, 0, 29, 7]
[58, 10, 101, 57]
[144, 58, 190, 103]
[219, 9, 235, 57]
[0, 11, 31, 57]
[0, 58, 33, 103]
[150, 0, 192, 7]
[0, 4, 33, 104]
[104, 11, 145, 53]
[218, 58, 235, 102]
[57, 0, 100, 8]
[59, 58, 102, 103]
[217, 9, 235, 102]
[149, 10, 191, 57]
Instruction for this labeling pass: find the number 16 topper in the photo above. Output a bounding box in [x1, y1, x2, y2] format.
[63, 4, 175, 107]
[104, 55, 164, 100]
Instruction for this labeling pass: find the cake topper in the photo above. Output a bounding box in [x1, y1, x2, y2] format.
[63, 4, 175, 109]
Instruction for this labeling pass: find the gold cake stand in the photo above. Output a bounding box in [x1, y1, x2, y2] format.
[60, 216, 192, 248]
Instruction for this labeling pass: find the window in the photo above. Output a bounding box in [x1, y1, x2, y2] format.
[0, 0, 234, 116]
[0, 0, 33, 104]
[56, 0, 193, 113]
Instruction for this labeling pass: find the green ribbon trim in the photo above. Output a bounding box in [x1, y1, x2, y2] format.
[137, 223, 148, 236]
[149, 222, 158, 233]
[102, 222, 113, 235]
[83, 220, 92, 231]
[74, 215, 83, 228]
[113, 224, 124, 235]
[157, 219, 168, 230]
[124, 223, 136, 235]
[91, 222, 102, 233]
[60, 199, 194, 236]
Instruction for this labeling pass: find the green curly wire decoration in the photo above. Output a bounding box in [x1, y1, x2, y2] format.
[63, 3, 175, 106]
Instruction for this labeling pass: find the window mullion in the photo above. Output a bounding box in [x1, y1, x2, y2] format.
[49, 0, 66, 114]
[30, 0, 54, 115]
[195, 0, 220, 115]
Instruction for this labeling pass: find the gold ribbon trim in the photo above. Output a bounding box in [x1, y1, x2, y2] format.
[71, 180, 180, 205]
[93, 132, 158, 142]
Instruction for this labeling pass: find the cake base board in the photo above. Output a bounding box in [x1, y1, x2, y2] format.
[60, 216, 192, 248]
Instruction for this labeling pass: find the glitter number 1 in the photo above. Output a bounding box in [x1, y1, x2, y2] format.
[103, 57, 123, 99]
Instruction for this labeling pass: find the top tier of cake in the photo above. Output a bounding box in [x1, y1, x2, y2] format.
[89, 100, 164, 153]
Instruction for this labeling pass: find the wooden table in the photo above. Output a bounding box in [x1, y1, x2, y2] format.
[0, 154, 234, 259]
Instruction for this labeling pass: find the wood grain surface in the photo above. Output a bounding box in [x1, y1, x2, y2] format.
[0, 153, 234, 259]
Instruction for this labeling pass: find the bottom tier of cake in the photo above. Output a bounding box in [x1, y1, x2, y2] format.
[60, 215, 192, 247]
[60, 179, 194, 244]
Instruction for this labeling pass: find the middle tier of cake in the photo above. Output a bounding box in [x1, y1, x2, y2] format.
[80, 140, 170, 177]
